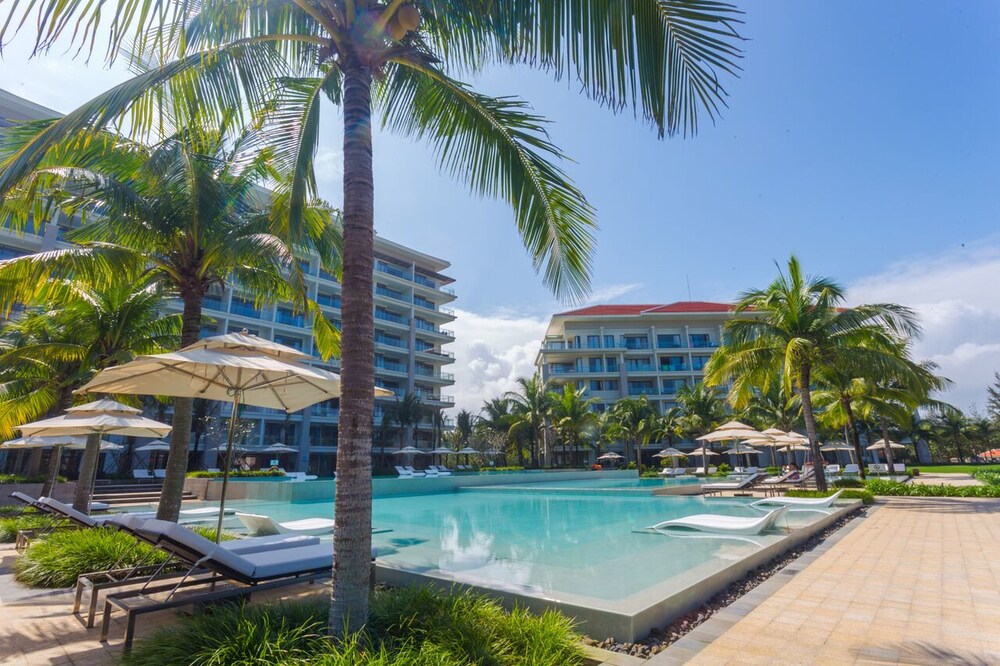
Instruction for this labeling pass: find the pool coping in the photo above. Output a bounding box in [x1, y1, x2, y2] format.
[647, 501, 878, 664]
[374, 499, 862, 642]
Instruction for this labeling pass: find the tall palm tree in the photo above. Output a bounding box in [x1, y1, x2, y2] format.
[454, 409, 476, 449]
[387, 391, 424, 448]
[1, 0, 745, 632]
[655, 407, 685, 447]
[548, 384, 598, 465]
[477, 397, 517, 464]
[506, 373, 552, 468]
[705, 256, 920, 492]
[934, 409, 969, 463]
[0, 129, 339, 520]
[608, 396, 658, 474]
[0, 276, 179, 506]
[676, 383, 726, 441]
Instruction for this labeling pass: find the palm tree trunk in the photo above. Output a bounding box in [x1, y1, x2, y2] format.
[798, 366, 828, 492]
[842, 398, 866, 481]
[330, 59, 375, 637]
[72, 433, 103, 513]
[157, 290, 203, 521]
[880, 416, 895, 473]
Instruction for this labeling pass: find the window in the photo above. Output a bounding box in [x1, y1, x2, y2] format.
[587, 335, 601, 348]
[274, 334, 304, 351]
[588, 380, 619, 392]
[692, 356, 711, 371]
[660, 356, 687, 372]
[662, 379, 686, 394]
[628, 381, 655, 396]
[657, 333, 682, 348]
[690, 333, 715, 348]
[604, 334, 615, 348]
[606, 356, 618, 372]
[230, 296, 261, 318]
[622, 335, 649, 350]
[588, 358, 603, 372]
[276, 307, 304, 327]
[625, 358, 653, 372]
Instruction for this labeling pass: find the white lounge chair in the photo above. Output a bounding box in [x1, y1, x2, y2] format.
[701, 473, 764, 495]
[406, 465, 431, 477]
[394, 466, 424, 478]
[761, 469, 798, 485]
[752, 490, 844, 509]
[826, 464, 841, 474]
[132, 470, 154, 481]
[843, 464, 860, 475]
[648, 506, 788, 536]
[282, 471, 319, 482]
[745, 466, 759, 475]
[153, 469, 167, 479]
[893, 463, 906, 473]
[428, 465, 452, 476]
[206, 467, 221, 473]
[235, 512, 335, 536]
[693, 466, 706, 475]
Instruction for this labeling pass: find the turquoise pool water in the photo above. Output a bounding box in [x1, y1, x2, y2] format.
[208, 487, 827, 605]
[473, 476, 703, 495]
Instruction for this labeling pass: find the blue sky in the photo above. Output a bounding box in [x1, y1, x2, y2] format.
[2, 1, 1000, 412]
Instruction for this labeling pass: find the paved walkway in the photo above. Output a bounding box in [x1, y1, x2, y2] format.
[653, 497, 1000, 665]
[908, 472, 983, 487]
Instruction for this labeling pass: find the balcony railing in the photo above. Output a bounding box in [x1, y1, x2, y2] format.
[660, 364, 689, 372]
[622, 339, 651, 350]
[418, 348, 454, 359]
[628, 386, 657, 396]
[413, 274, 436, 289]
[375, 310, 408, 325]
[550, 367, 576, 374]
[203, 295, 224, 311]
[375, 286, 408, 302]
[625, 364, 654, 372]
[376, 261, 412, 280]
[691, 339, 719, 349]
[230, 300, 262, 319]
[375, 360, 406, 373]
[375, 335, 407, 349]
[316, 293, 341, 309]
[275, 309, 305, 327]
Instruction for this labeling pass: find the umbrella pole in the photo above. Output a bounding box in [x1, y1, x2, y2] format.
[44, 444, 63, 496]
[214, 393, 242, 544]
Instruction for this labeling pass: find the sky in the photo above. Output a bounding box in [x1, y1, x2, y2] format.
[2, 1, 999, 414]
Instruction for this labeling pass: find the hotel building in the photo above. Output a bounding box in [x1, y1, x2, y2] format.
[536, 302, 738, 416]
[0, 89, 457, 476]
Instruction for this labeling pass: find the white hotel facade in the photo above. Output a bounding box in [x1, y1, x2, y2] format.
[536, 302, 736, 416]
[0, 89, 457, 477]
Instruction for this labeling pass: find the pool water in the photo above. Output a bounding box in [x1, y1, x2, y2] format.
[215, 488, 827, 605]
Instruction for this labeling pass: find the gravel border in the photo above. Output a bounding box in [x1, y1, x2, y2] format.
[583, 505, 868, 660]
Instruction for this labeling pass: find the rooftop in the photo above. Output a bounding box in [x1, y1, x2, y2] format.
[555, 301, 734, 317]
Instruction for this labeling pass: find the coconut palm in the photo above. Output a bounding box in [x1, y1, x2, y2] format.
[548, 384, 599, 465]
[506, 373, 552, 468]
[607, 396, 658, 474]
[655, 407, 685, 447]
[705, 256, 921, 492]
[1, 0, 746, 632]
[675, 383, 726, 441]
[0, 275, 179, 504]
[933, 408, 970, 463]
[454, 409, 476, 449]
[386, 391, 424, 448]
[0, 128, 340, 520]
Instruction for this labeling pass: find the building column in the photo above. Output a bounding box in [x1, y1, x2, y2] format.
[296, 406, 312, 473]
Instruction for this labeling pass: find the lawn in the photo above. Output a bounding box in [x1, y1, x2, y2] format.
[907, 464, 1000, 475]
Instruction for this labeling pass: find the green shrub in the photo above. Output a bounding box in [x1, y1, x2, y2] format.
[186, 469, 285, 479]
[124, 587, 585, 666]
[716, 463, 731, 476]
[865, 478, 1000, 498]
[0, 473, 66, 484]
[14, 525, 234, 588]
[0, 513, 64, 543]
[490, 466, 526, 472]
[832, 478, 865, 489]
[971, 470, 1000, 487]
[766, 466, 781, 476]
[786, 489, 875, 505]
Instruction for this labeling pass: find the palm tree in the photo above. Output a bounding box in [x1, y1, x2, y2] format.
[548, 384, 598, 465]
[934, 409, 969, 463]
[705, 256, 920, 492]
[655, 407, 685, 448]
[386, 392, 424, 449]
[0, 276, 179, 506]
[676, 383, 726, 441]
[964, 417, 997, 459]
[1, 1, 745, 633]
[608, 397, 658, 475]
[477, 398, 517, 464]
[506, 374, 552, 468]
[454, 409, 476, 449]
[0, 129, 339, 520]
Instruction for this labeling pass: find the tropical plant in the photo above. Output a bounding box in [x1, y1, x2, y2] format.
[0, 276, 179, 505]
[932, 408, 970, 463]
[1, 0, 746, 635]
[385, 392, 424, 449]
[607, 396, 658, 475]
[454, 410, 476, 449]
[705, 256, 921, 492]
[506, 374, 552, 468]
[654, 406, 685, 447]
[675, 382, 726, 441]
[0, 128, 340, 520]
[547, 384, 598, 464]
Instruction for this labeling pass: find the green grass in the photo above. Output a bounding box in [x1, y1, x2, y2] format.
[865, 478, 1000, 498]
[785, 489, 875, 505]
[14, 525, 234, 588]
[0, 513, 65, 543]
[907, 464, 1000, 475]
[123, 586, 585, 666]
[971, 470, 1000, 487]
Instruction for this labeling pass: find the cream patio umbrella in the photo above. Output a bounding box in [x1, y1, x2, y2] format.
[652, 446, 686, 469]
[696, 421, 769, 470]
[821, 441, 855, 466]
[78, 330, 391, 539]
[867, 439, 906, 465]
[16, 400, 171, 512]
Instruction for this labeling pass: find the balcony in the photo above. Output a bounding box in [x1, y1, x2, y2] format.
[203, 295, 224, 311]
[275, 308, 305, 327]
[374, 335, 407, 349]
[375, 309, 408, 326]
[691, 340, 718, 349]
[622, 338, 651, 350]
[660, 364, 689, 372]
[543, 341, 582, 350]
[413, 273, 436, 289]
[375, 360, 406, 373]
[628, 386, 658, 397]
[375, 286, 408, 303]
[316, 293, 341, 309]
[230, 299, 262, 319]
[418, 347, 455, 359]
[549, 367, 577, 375]
[376, 261, 412, 280]
[624, 363, 654, 372]
[319, 269, 338, 283]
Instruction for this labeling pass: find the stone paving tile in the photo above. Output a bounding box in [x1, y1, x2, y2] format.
[651, 497, 1000, 665]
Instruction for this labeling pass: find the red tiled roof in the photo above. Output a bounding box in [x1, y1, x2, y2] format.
[555, 301, 734, 317]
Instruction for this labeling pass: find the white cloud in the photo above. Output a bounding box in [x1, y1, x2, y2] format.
[313, 146, 343, 182]
[849, 243, 1000, 412]
[585, 282, 643, 304]
[447, 308, 548, 414]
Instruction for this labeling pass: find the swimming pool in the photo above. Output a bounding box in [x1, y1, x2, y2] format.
[193, 480, 856, 640]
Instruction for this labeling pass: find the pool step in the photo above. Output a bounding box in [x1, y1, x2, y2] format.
[92, 486, 196, 506]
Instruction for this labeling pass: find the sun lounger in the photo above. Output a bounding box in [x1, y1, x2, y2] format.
[892, 463, 906, 473]
[648, 506, 788, 536]
[131, 470, 154, 482]
[761, 470, 798, 485]
[73, 513, 318, 628]
[235, 512, 335, 536]
[205, 467, 221, 473]
[102, 519, 376, 651]
[826, 464, 841, 474]
[428, 465, 452, 476]
[395, 465, 424, 478]
[751, 490, 844, 509]
[701, 473, 764, 496]
[153, 469, 167, 479]
[659, 467, 679, 476]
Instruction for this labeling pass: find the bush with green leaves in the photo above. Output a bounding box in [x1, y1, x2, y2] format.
[14, 525, 234, 588]
[715, 463, 731, 476]
[865, 478, 1000, 498]
[0, 513, 65, 543]
[832, 478, 865, 489]
[971, 470, 1000, 487]
[186, 469, 286, 479]
[0, 473, 66, 484]
[766, 466, 781, 476]
[124, 586, 585, 666]
[785, 489, 875, 505]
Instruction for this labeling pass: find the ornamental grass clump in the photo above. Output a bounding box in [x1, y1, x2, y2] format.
[14, 525, 233, 588]
[0, 513, 64, 543]
[124, 587, 585, 666]
[866, 478, 1000, 498]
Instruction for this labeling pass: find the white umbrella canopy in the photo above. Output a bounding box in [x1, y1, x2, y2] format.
[1, 436, 122, 451]
[722, 445, 759, 455]
[18, 400, 172, 438]
[456, 447, 478, 455]
[79, 331, 391, 541]
[134, 439, 173, 452]
[652, 447, 686, 458]
[429, 447, 455, 455]
[868, 439, 906, 449]
[597, 452, 624, 460]
[262, 443, 299, 454]
[821, 442, 854, 452]
[392, 446, 427, 455]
